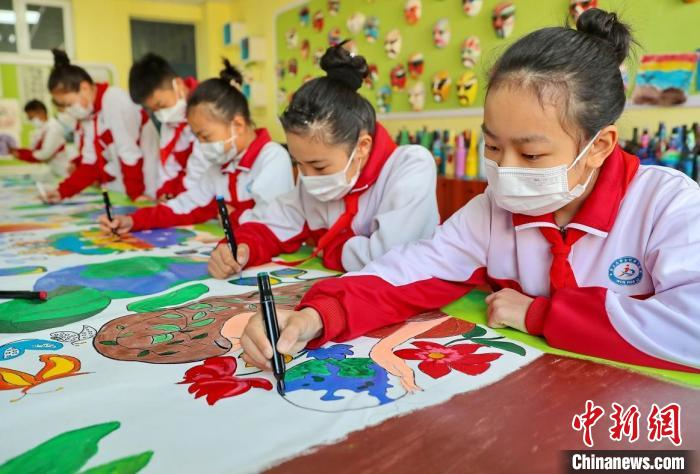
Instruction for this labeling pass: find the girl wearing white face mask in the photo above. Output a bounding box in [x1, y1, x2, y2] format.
[239, 10, 700, 376]
[42, 49, 160, 204]
[11, 99, 71, 177]
[99, 59, 294, 237]
[207, 43, 439, 281]
[129, 54, 204, 201]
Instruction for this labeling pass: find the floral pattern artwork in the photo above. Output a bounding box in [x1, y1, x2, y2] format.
[394, 341, 501, 378]
[178, 356, 272, 405]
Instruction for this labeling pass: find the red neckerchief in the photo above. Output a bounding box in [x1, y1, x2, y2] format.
[513, 145, 640, 293]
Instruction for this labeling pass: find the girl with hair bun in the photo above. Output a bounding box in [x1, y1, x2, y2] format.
[98, 58, 294, 234]
[240, 10, 700, 374]
[207, 43, 440, 280]
[43, 49, 160, 203]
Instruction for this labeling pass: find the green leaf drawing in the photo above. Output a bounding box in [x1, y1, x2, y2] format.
[81, 452, 153, 474]
[159, 313, 183, 319]
[191, 311, 207, 321]
[98, 341, 117, 346]
[151, 324, 181, 332]
[191, 333, 208, 340]
[126, 283, 209, 313]
[0, 421, 153, 474]
[137, 350, 150, 357]
[462, 325, 487, 339]
[189, 318, 214, 328]
[0, 286, 111, 333]
[151, 333, 174, 344]
[471, 338, 527, 356]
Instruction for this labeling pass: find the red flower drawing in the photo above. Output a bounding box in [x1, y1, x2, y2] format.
[178, 356, 272, 405]
[394, 341, 502, 379]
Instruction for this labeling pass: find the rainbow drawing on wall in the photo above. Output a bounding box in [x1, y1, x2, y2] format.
[632, 53, 699, 106]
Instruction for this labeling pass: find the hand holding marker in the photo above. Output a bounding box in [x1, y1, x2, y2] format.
[257, 272, 286, 395]
[102, 188, 118, 236]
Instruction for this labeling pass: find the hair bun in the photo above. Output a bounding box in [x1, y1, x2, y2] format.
[320, 42, 368, 91]
[219, 58, 244, 91]
[51, 48, 71, 67]
[576, 8, 632, 65]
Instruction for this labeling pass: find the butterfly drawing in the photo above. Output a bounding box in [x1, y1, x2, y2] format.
[50, 325, 97, 346]
[0, 354, 88, 402]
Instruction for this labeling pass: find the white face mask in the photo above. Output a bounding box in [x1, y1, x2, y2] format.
[199, 126, 238, 165]
[30, 118, 45, 129]
[484, 131, 600, 216]
[154, 80, 187, 124]
[300, 146, 361, 202]
[67, 100, 93, 120]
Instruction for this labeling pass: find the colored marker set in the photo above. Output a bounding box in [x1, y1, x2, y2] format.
[622, 122, 700, 181]
[395, 128, 484, 180]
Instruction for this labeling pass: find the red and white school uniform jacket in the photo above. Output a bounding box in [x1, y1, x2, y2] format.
[299, 145, 700, 373]
[57, 83, 159, 200]
[15, 118, 66, 165]
[233, 123, 440, 272]
[156, 77, 204, 199]
[130, 128, 293, 231]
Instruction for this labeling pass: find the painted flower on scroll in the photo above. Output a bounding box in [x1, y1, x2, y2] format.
[0, 354, 87, 401]
[178, 356, 272, 406]
[394, 341, 501, 379]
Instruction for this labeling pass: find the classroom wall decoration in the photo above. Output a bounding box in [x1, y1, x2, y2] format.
[275, 0, 700, 115]
[0, 172, 548, 472]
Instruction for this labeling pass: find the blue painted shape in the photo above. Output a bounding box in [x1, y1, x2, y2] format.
[0, 266, 46, 277]
[33, 257, 209, 299]
[285, 358, 396, 406]
[0, 339, 64, 361]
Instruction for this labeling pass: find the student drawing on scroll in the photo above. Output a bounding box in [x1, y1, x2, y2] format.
[206, 42, 440, 278]
[237, 9, 700, 375]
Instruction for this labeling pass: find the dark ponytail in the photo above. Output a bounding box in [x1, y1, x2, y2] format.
[187, 58, 251, 124]
[48, 49, 93, 93]
[488, 8, 635, 141]
[280, 42, 375, 151]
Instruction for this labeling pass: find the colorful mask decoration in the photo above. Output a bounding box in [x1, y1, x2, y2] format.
[408, 81, 426, 111]
[404, 0, 422, 25]
[347, 12, 366, 35]
[300, 39, 310, 60]
[433, 19, 450, 48]
[313, 10, 324, 32]
[328, 27, 342, 47]
[377, 85, 392, 114]
[569, 0, 598, 22]
[431, 70, 451, 103]
[462, 0, 483, 17]
[313, 48, 324, 66]
[492, 2, 516, 39]
[407, 52, 424, 78]
[285, 28, 298, 49]
[456, 71, 478, 106]
[288, 58, 298, 76]
[390, 64, 407, 91]
[276, 60, 286, 81]
[299, 6, 310, 26]
[384, 29, 402, 59]
[364, 16, 380, 43]
[461, 36, 481, 69]
[365, 64, 379, 88]
[328, 0, 340, 16]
